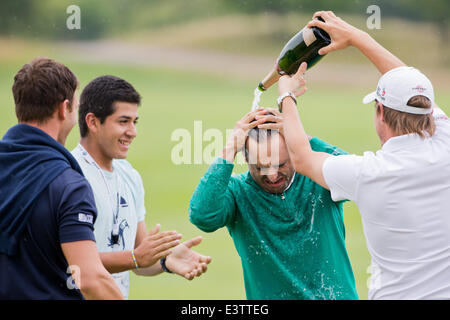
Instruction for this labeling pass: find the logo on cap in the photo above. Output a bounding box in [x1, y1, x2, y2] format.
[376, 86, 386, 100]
[412, 85, 426, 93]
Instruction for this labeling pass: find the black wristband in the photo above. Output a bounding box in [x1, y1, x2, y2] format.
[160, 257, 173, 273]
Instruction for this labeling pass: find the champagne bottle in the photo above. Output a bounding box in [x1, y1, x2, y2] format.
[258, 17, 330, 92]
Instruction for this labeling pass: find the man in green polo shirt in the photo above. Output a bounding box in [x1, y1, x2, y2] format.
[189, 108, 357, 300]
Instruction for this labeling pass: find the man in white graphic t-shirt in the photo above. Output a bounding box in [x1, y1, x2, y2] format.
[260, 11, 450, 299]
[72, 75, 211, 299]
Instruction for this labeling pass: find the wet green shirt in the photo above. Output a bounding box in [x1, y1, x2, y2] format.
[189, 137, 358, 300]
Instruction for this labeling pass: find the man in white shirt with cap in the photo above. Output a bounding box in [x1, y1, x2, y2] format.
[259, 11, 450, 299]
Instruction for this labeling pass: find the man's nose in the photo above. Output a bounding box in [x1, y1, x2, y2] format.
[127, 123, 137, 138]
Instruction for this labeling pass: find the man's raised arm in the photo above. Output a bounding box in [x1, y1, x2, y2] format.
[189, 109, 267, 232]
[260, 11, 410, 188]
[272, 62, 331, 189]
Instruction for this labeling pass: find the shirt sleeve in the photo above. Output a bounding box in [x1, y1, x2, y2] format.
[134, 171, 146, 223]
[322, 154, 364, 202]
[189, 157, 237, 232]
[56, 170, 97, 243]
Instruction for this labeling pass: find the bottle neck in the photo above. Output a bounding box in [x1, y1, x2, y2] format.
[259, 63, 281, 91]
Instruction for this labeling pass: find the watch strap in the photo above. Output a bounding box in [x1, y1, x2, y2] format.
[277, 92, 297, 112]
[160, 257, 173, 273]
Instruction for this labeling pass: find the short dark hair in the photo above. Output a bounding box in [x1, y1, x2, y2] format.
[12, 57, 78, 123]
[79, 75, 141, 137]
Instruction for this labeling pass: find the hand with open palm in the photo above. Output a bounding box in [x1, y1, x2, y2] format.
[165, 236, 212, 280]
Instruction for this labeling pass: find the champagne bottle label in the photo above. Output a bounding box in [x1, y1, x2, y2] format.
[302, 27, 316, 46]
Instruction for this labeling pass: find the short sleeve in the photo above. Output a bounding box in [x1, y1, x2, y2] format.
[134, 172, 146, 223]
[322, 154, 363, 202]
[114, 160, 147, 223]
[56, 170, 97, 243]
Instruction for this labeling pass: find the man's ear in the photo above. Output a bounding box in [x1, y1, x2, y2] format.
[85, 112, 100, 134]
[375, 102, 386, 123]
[378, 103, 386, 122]
[57, 99, 71, 121]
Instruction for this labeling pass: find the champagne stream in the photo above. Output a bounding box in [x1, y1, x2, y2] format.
[251, 87, 263, 111]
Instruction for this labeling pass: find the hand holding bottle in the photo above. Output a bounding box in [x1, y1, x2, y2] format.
[307, 11, 364, 55]
[309, 11, 405, 74]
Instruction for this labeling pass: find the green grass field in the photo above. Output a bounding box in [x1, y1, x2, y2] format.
[1, 51, 449, 300]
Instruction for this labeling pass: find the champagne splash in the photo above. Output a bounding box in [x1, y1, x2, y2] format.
[251, 87, 263, 111]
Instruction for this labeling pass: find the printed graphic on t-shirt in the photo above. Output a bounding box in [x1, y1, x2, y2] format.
[107, 196, 130, 249]
[120, 196, 128, 208]
[78, 213, 94, 224]
[108, 219, 129, 250]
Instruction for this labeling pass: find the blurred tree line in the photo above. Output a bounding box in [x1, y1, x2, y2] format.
[228, 0, 449, 41]
[0, 0, 448, 40]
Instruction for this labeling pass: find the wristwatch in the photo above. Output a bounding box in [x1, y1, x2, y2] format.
[277, 91, 297, 112]
[160, 257, 173, 273]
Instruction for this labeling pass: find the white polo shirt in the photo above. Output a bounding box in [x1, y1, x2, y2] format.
[323, 108, 450, 300]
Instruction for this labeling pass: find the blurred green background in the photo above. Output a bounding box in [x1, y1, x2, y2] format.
[0, 0, 448, 300]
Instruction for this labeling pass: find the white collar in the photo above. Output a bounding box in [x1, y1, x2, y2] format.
[381, 133, 428, 152]
[283, 174, 295, 193]
[77, 143, 116, 172]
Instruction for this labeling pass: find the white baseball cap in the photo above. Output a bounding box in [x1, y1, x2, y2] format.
[363, 66, 434, 115]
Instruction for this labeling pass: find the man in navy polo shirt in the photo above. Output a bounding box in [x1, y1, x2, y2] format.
[0, 58, 123, 299]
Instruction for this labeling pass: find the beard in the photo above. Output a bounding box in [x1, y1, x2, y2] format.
[258, 171, 293, 194]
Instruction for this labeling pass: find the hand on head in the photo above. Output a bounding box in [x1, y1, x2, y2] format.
[224, 108, 268, 156]
[255, 108, 284, 135]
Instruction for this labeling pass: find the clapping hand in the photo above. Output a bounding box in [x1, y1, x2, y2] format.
[165, 236, 212, 280]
